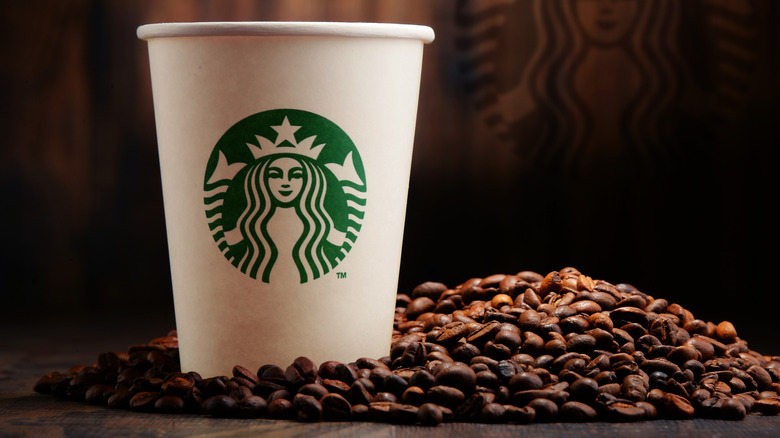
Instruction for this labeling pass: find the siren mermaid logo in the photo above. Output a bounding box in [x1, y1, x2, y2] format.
[203, 109, 366, 283]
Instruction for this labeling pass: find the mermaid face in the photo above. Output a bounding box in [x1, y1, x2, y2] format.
[575, 0, 639, 46]
[266, 157, 304, 205]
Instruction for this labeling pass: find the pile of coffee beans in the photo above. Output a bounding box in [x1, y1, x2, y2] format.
[34, 268, 780, 425]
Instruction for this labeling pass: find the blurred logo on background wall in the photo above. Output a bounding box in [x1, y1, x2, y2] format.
[456, 0, 760, 175]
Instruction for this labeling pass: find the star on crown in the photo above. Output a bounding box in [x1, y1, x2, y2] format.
[246, 116, 325, 160]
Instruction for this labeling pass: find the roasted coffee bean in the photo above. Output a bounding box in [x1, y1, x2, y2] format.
[476, 402, 505, 423]
[266, 398, 296, 419]
[201, 394, 236, 417]
[417, 402, 444, 426]
[347, 379, 375, 406]
[560, 401, 598, 422]
[293, 393, 323, 422]
[663, 393, 695, 419]
[224, 395, 261, 418]
[527, 398, 558, 422]
[434, 362, 476, 393]
[568, 377, 598, 402]
[508, 372, 544, 393]
[605, 401, 646, 422]
[106, 390, 133, 409]
[129, 391, 159, 411]
[33, 268, 780, 425]
[285, 356, 318, 387]
[504, 405, 535, 424]
[320, 393, 352, 421]
[155, 395, 186, 414]
[84, 384, 115, 405]
[427, 385, 465, 409]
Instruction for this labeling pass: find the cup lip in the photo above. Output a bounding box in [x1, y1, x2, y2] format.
[137, 21, 434, 43]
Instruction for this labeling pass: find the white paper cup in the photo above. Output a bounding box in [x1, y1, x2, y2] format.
[137, 22, 434, 377]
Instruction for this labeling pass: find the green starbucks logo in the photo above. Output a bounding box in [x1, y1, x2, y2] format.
[204, 109, 366, 283]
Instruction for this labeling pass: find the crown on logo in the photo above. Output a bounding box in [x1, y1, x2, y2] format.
[246, 116, 325, 160]
[207, 115, 364, 187]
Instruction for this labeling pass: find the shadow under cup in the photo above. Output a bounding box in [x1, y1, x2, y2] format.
[138, 22, 434, 377]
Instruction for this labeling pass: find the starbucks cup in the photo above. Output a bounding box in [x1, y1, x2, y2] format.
[137, 22, 434, 377]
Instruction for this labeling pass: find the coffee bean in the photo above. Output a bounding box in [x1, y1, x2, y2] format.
[417, 402, 443, 426]
[201, 394, 236, 417]
[413, 281, 447, 301]
[293, 393, 323, 422]
[285, 356, 318, 387]
[129, 391, 159, 411]
[434, 362, 476, 393]
[427, 385, 465, 409]
[716, 321, 738, 344]
[155, 395, 186, 414]
[527, 398, 558, 422]
[84, 384, 115, 405]
[266, 398, 296, 419]
[32, 268, 780, 425]
[663, 393, 695, 419]
[320, 393, 352, 421]
[560, 401, 598, 422]
[605, 401, 646, 422]
[106, 390, 133, 409]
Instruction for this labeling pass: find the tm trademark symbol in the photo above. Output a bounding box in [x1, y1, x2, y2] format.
[337, 272, 347, 279]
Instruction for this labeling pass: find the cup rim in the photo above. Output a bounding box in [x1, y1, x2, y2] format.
[137, 21, 434, 43]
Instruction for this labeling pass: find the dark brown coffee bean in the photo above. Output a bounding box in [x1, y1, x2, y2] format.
[294, 393, 323, 422]
[317, 361, 341, 380]
[199, 377, 227, 398]
[297, 383, 328, 400]
[508, 371, 543, 393]
[527, 398, 558, 422]
[201, 394, 236, 417]
[478, 403, 506, 423]
[622, 374, 649, 402]
[491, 403, 526, 425]
[427, 385, 465, 409]
[267, 389, 293, 402]
[560, 401, 598, 422]
[605, 401, 646, 422]
[754, 398, 780, 415]
[568, 377, 598, 402]
[719, 397, 747, 420]
[84, 384, 115, 405]
[106, 390, 133, 409]
[413, 281, 447, 300]
[33, 372, 69, 395]
[433, 362, 476, 394]
[747, 365, 773, 391]
[417, 402, 444, 426]
[663, 393, 694, 419]
[406, 297, 437, 320]
[155, 395, 186, 414]
[356, 357, 389, 370]
[129, 391, 159, 411]
[232, 365, 259, 385]
[285, 356, 318, 387]
[266, 398, 296, 419]
[231, 395, 265, 418]
[161, 376, 192, 397]
[455, 392, 493, 420]
[319, 393, 352, 421]
[400, 386, 426, 406]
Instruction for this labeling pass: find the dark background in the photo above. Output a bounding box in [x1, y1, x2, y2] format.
[1, 1, 777, 354]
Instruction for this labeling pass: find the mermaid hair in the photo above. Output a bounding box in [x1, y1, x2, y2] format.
[235, 155, 335, 283]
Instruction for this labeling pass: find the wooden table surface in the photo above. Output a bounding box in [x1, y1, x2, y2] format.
[3, 316, 780, 438]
